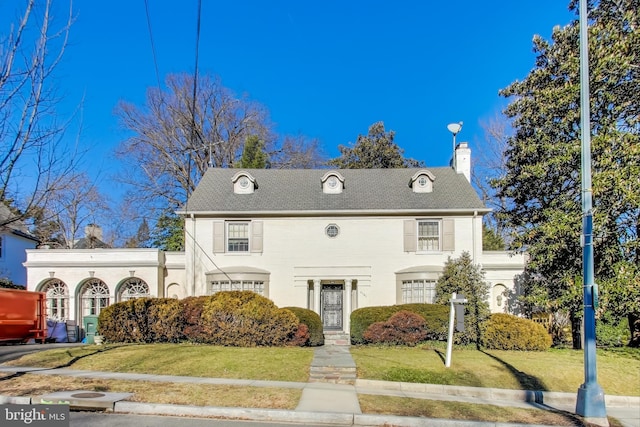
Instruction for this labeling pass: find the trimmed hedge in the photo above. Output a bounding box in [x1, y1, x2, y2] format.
[98, 298, 185, 343]
[351, 303, 449, 345]
[283, 306, 324, 346]
[200, 291, 299, 346]
[481, 313, 552, 351]
[98, 292, 309, 347]
[363, 310, 428, 346]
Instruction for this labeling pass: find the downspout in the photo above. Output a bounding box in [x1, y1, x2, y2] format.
[191, 213, 196, 297]
[472, 210, 478, 264]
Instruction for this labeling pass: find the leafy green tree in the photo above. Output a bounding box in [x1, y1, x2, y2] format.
[482, 224, 505, 250]
[435, 252, 490, 348]
[493, 0, 639, 347]
[236, 135, 268, 168]
[329, 122, 423, 168]
[150, 211, 184, 251]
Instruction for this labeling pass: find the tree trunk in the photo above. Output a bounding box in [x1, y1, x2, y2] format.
[570, 311, 582, 350]
[629, 313, 640, 348]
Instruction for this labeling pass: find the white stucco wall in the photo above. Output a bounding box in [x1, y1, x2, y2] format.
[186, 214, 488, 310]
[22, 216, 526, 332]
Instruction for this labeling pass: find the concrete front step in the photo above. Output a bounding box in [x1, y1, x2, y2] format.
[309, 366, 357, 385]
[323, 332, 351, 346]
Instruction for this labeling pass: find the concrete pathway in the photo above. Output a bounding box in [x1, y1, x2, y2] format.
[1, 344, 638, 427]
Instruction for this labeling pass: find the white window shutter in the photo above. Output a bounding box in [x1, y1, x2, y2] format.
[442, 219, 455, 251]
[403, 220, 416, 252]
[213, 221, 225, 253]
[251, 221, 263, 253]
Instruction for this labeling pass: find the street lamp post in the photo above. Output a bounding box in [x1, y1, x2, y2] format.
[447, 122, 463, 165]
[575, 0, 607, 424]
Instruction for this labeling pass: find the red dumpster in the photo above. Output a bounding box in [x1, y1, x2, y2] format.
[0, 288, 47, 343]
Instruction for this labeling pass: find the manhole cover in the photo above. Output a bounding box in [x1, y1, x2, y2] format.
[70, 392, 106, 399]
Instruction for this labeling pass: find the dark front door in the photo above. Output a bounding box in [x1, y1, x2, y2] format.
[322, 284, 343, 330]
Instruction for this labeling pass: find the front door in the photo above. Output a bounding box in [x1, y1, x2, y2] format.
[322, 284, 343, 330]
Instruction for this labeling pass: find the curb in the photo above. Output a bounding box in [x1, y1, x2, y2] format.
[354, 379, 640, 408]
[115, 401, 355, 425]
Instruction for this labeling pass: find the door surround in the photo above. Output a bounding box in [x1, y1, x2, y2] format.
[321, 282, 344, 330]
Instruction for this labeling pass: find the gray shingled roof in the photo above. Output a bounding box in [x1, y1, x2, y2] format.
[182, 168, 488, 215]
[0, 203, 38, 241]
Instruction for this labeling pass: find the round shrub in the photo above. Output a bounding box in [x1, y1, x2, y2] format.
[200, 291, 299, 346]
[363, 310, 428, 346]
[351, 303, 449, 344]
[283, 307, 324, 346]
[481, 313, 552, 351]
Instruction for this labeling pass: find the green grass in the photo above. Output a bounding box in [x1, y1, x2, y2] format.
[6, 342, 639, 396]
[351, 343, 640, 396]
[5, 343, 314, 382]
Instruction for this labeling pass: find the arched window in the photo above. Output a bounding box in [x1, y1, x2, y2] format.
[80, 279, 110, 317]
[41, 279, 69, 321]
[118, 278, 150, 301]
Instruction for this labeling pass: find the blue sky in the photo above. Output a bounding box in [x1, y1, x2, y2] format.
[4, 1, 575, 192]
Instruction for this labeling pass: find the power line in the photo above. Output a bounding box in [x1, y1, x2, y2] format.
[143, 0, 162, 88]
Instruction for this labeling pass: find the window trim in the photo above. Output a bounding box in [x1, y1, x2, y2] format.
[226, 221, 250, 253]
[417, 219, 442, 252]
[401, 279, 437, 304]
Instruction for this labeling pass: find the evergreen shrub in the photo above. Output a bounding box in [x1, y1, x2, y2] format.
[596, 315, 630, 347]
[481, 313, 552, 351]
[283, 306, 324, 346]
[181, 296, 209, 342]
[98, 298, 147, 343]
[363, 310, 428, 345]
[351, 303, 448, 344]
[147, 298, 185, 343]
[200, 291, 299, 346]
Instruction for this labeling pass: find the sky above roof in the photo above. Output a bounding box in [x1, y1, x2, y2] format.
[1, 1, 575, 194]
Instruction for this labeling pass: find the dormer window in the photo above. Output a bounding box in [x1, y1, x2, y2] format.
[321, 171, 344, 194]
[409, 170, 435, 193]
[232, 172, 257, 194]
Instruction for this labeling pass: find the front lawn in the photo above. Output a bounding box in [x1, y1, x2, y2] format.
[351, 343, 640, 396]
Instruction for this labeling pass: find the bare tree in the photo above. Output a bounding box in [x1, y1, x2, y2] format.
[31, 173, 111, 248]
[0, 0, 81, 227]
[472, 114, 512, 239]
[269, 134, 326, 169]
[115, 73, 275, 212]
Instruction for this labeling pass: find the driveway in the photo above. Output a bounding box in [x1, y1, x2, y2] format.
[0, 343, 85, 364]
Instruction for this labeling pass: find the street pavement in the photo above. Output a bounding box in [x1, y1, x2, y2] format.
[0, 343, 638, 427]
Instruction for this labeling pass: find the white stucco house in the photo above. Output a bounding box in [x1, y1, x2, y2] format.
[1, 204, 39, 286]
[25, 143, 526, 337]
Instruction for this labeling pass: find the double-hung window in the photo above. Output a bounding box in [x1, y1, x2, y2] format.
[401, 279, 437, 304]
[417, 220, 440, 251]
[227, 222, 249, 252]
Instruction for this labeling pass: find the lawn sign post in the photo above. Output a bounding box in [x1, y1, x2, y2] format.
[445, 292, 467, 368]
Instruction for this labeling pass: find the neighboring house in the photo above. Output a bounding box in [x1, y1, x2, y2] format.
[25, 143, 526, 334]
[72, 224, 110, 249]
[0, 204, 39, 286]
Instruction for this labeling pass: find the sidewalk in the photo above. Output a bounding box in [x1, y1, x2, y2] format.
[1, 344, 638, 427]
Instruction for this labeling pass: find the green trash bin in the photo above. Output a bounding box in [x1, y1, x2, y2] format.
[83, 315, 99, 344]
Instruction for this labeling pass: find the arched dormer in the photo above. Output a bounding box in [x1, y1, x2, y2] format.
[321, 171, 345, 194]
[409, 170, 435, 193]
[232, 171, 257, 194]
